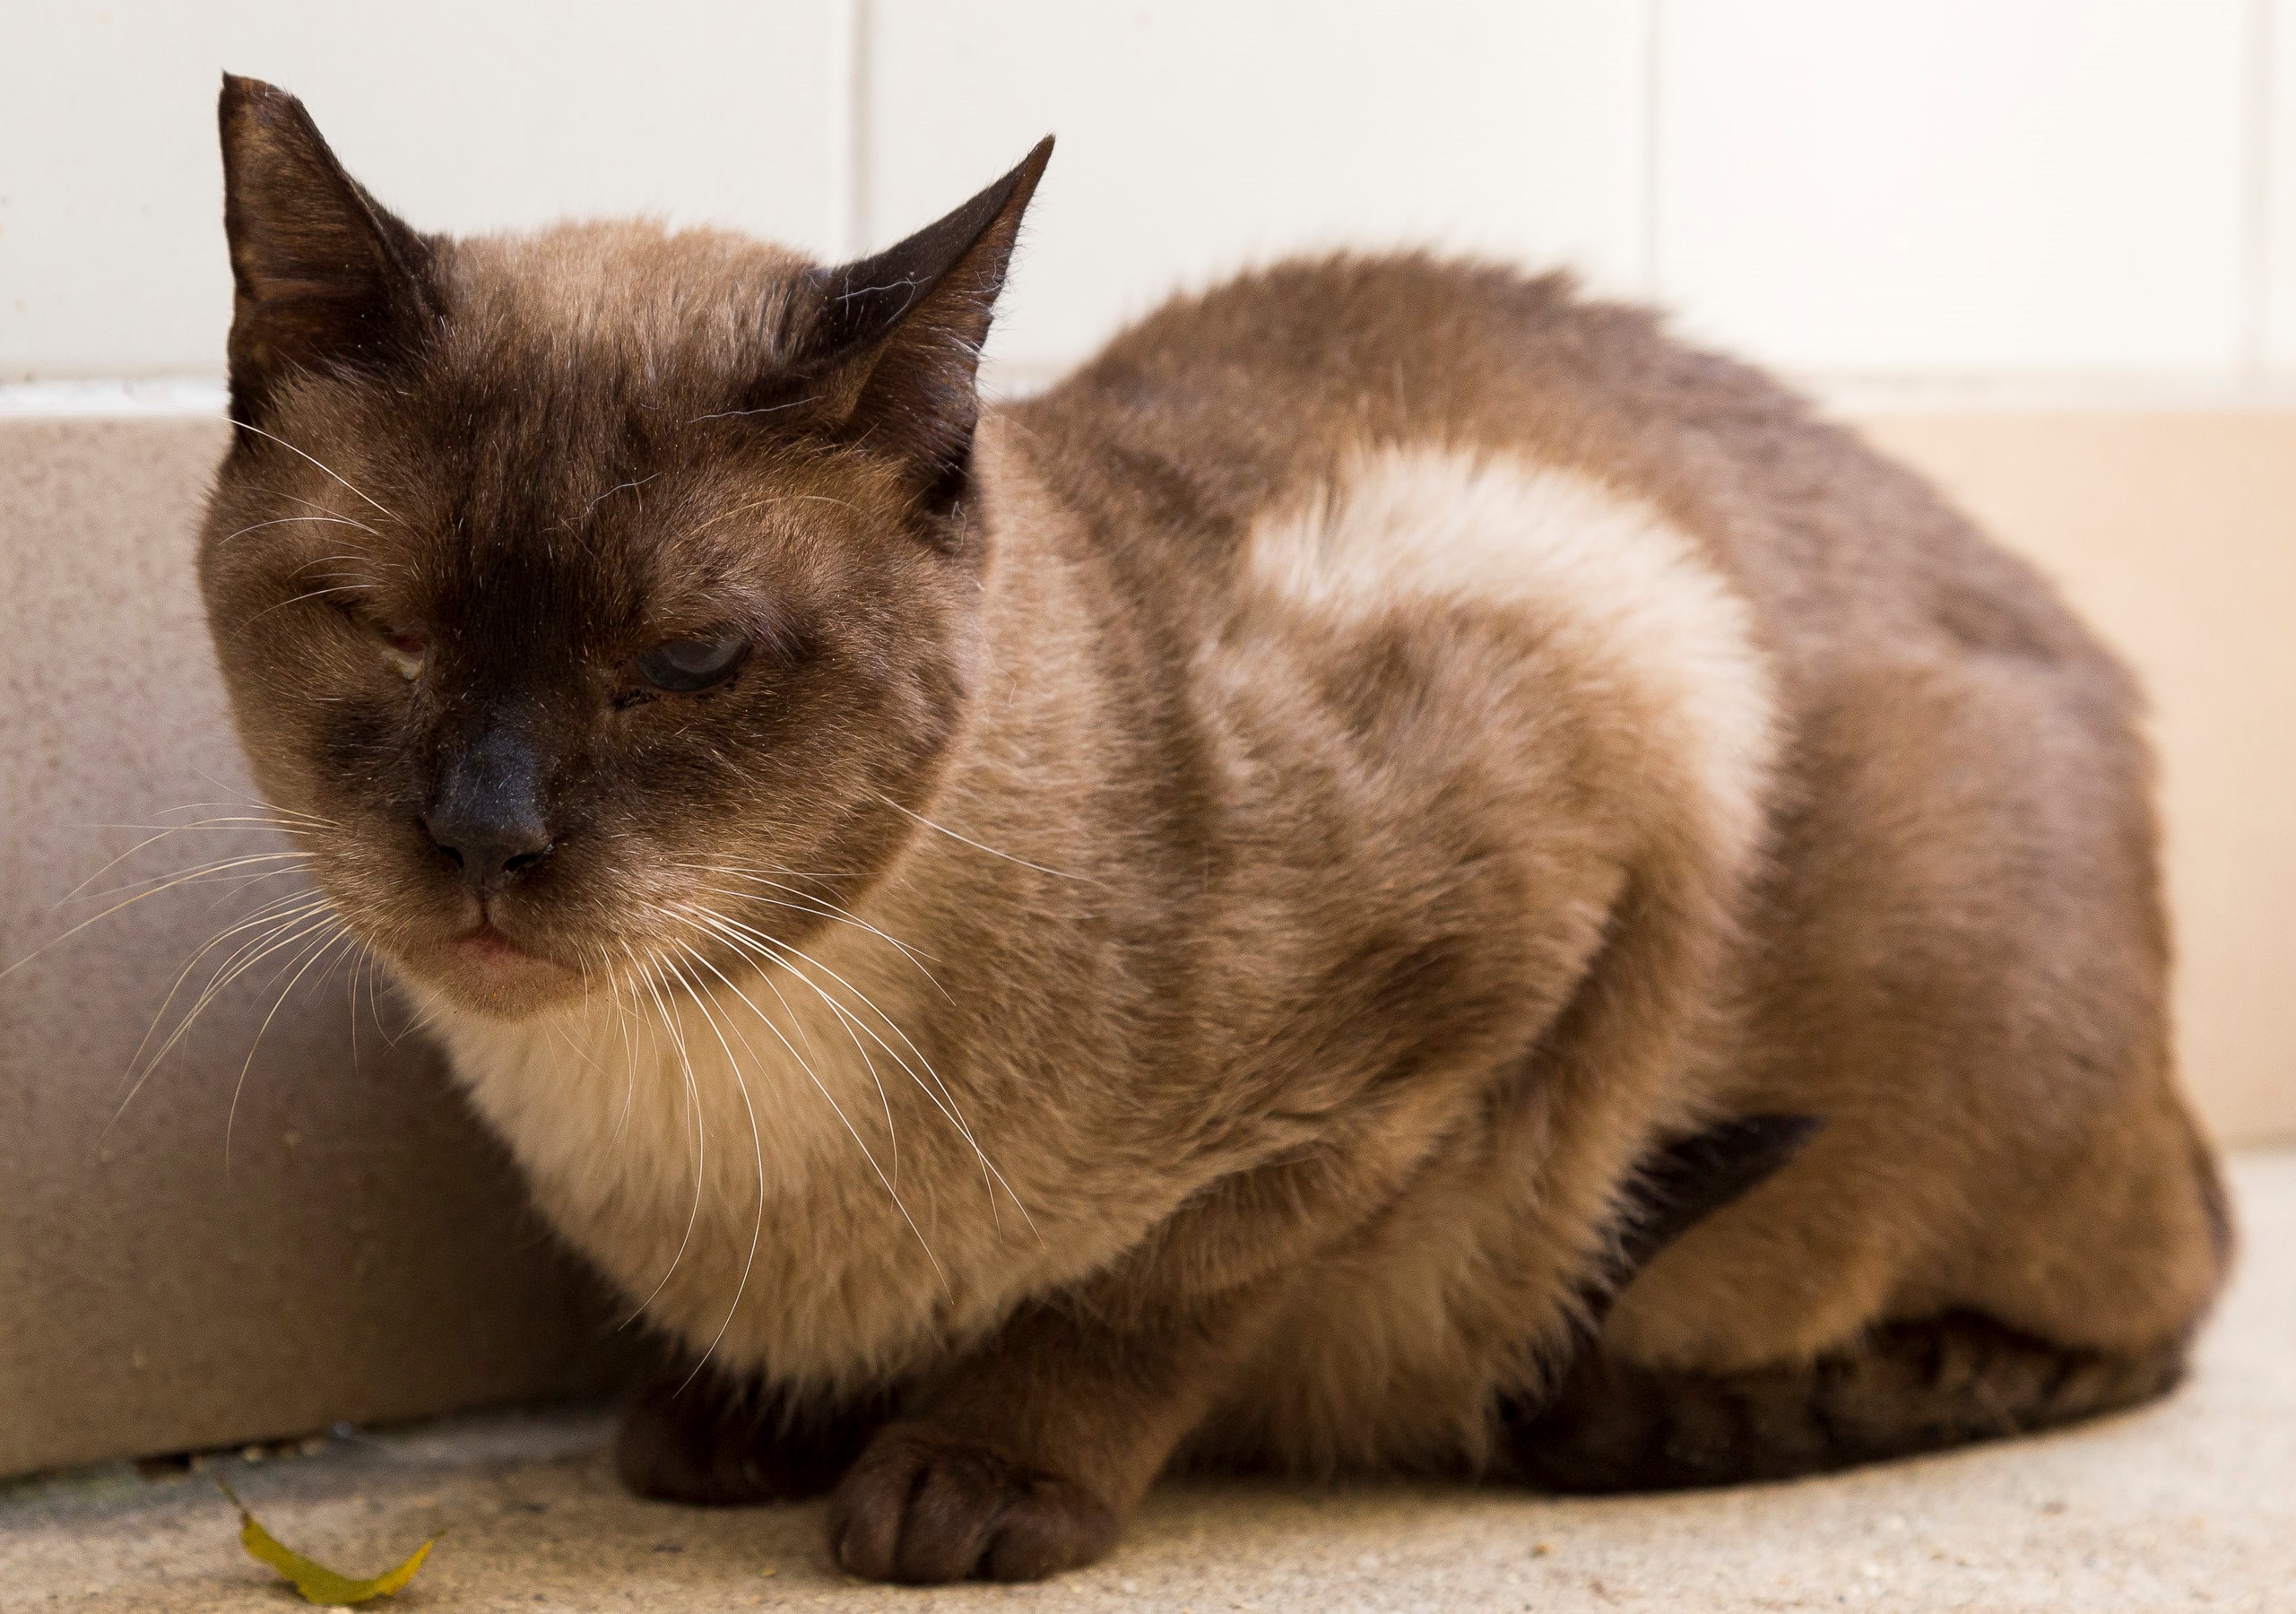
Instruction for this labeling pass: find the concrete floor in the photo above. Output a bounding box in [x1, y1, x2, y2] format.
[7, 1153, 2292, 1613]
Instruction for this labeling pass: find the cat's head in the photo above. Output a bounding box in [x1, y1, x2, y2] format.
[198, 75, 1050, 1019]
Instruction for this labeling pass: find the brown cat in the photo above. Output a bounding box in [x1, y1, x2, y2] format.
[199, 75, 2230, 1583]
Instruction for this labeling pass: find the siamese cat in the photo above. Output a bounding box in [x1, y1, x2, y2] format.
[199, 76, 2229, 1584]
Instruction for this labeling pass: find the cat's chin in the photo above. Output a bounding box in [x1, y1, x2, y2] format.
[392, 927, 588, 1020]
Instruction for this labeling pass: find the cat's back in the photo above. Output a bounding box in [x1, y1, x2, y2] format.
[1008, 252, 2118, 707]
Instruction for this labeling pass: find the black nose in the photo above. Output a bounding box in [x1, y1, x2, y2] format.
[422, 811, 553, 892]
[425, 722, 555, 894]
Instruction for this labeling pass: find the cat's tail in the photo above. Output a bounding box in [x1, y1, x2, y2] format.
[1503, 1308, 2188, 1493]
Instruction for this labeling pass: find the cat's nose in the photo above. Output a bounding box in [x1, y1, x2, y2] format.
[422, 809, 554, 893]
[424, 722, 556, 894]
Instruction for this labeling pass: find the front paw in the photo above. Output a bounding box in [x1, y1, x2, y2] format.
[616, 1371, 885, 1506]
[827, 1423, 1122, 1583]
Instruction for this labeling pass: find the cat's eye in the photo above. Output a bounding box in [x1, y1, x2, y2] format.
[339, 600, 426, 679]
[377, 625, 427, 677]
[633, 633, 748, 693]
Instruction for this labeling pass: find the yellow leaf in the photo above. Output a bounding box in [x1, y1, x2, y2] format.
[216, 1478, 437, 1606]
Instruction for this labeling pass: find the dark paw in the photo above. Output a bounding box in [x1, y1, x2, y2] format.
[827, 1423, 1122, 1584]
[615, 1370, 888, 1506]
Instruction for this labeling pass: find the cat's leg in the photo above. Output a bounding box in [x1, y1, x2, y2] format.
[1503, 1310, 2188, 1492]
[1505, 1109, 2191, 1488]
[615, 1367, 894, 1506]
[1595, 1114, 1825, 1305]
[827, 1289, 1277, 1584]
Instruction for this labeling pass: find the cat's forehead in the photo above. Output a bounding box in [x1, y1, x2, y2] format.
[330, 224, 842, 577]
[376, 424, 829, 630]
[434, 221, 819, 390]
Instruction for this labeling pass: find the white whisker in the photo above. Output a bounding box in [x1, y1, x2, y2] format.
[215, 513, 380, 546]
[105, 896, 337, 1138]
[619, 942, 710, 1327]
[238, 585, 367, 629]
[871, 789, 1101, 884]
[64, 851, 310, 908]
[224, 921, 354, 1176]
[667, 924, 949, 1296]
[673, 863, 948, 992]
[230, 421, 401, 523]
[662, 943, 769, 1384]
[3, 850, 318, 982]
[680, 902, 1032, 1239]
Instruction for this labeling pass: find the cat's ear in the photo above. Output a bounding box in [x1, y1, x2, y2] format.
[792, 137, 1053, 517]
[218, 74, 437, 425]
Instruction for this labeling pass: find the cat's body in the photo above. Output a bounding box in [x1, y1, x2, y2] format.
[202, 79, 2228, 1583]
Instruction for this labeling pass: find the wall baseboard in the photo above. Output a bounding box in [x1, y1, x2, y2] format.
[0, 378, 230, 416]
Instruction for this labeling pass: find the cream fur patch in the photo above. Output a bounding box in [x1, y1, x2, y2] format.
[1247, 447, 1778, 878]
[425, 932, 1044, 1388]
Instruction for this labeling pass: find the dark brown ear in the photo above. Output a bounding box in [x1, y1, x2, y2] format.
[791, 137, 1053, 521]
[218, 74, 436, 427]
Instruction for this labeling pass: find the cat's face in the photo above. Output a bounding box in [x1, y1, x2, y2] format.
[199, 76, 1048, 1018]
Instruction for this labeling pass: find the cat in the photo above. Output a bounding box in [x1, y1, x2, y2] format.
[199, 74, 2231, 1584]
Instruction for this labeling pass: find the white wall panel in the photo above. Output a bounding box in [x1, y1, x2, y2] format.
[0, 1, 846, 380]
[1656, 0, 2248, 374]
[3, 2, 2283, 385]
[866, 0, 1651, 381]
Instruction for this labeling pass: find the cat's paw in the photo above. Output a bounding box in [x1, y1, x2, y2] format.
[826, 1423, 1122, 1583]
[615, 1372, 882, 1506]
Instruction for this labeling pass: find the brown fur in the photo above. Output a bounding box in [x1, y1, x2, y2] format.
[198, 76, 2230, 1584]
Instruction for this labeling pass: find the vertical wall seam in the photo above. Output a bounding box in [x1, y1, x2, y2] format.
[1642, 0, 1665, 299]
[2240, 0, 2274, 375]
[848, 0, 874, 256]
[827, 0, 850, 255]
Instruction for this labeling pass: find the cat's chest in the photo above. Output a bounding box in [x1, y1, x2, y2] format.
[427, 961, 1068, 1386]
